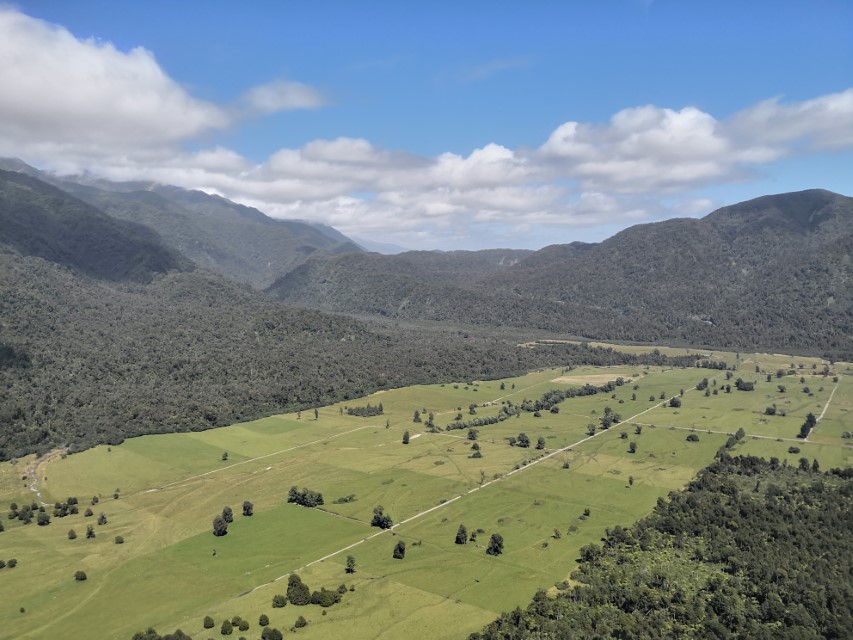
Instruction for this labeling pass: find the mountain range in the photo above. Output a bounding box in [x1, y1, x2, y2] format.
[269, 189, 853, 357]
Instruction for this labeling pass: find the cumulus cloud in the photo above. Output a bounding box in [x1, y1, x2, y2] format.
[540, 105, 756, 193]
[0, 7, 325, 158]
[727, 88, 853, 151]
[0, 8, 228, 149]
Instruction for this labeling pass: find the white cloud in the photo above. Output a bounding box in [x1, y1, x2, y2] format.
[0, 8, 228, 149]
[727, 88, 853, 151]
[540, 105, 741, 192]
[0, 7, 325, 158]
[240, 79, 326, 114]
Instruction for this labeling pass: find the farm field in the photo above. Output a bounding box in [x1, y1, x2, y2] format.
[0, 349, 849, 640]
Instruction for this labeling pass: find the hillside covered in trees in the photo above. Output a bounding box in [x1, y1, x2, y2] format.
[0, 247, 700, 460]
[472, 454, 853, 639]
[0, 158, 361, 288]
[269, 190, 853, 359]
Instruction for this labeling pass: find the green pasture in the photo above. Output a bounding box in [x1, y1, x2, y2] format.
[809, 374, 852, 445]
[0, 358, 847, 640]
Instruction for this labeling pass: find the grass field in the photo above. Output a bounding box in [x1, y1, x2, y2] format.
[0, 348, 848, 640]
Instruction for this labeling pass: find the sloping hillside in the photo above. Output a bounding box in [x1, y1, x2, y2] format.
[269, 190, 853, 358]
[0, 159, 362, 288]
[0, 169, 189, 282]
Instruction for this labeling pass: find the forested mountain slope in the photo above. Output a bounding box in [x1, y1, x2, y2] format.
[0, 247, 700, 460]
[0, 170, 190, 283]
[0, 159, 362, 288]
[270, 190, 853, 358]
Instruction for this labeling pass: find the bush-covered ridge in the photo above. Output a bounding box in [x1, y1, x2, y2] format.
[269, 189, 853, 359]
[0, 169, 189, 282]
[0, 252, 702, 460]
[471, 454, 853, 639]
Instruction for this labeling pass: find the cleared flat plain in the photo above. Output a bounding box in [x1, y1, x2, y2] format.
[0, 349, 848, 640]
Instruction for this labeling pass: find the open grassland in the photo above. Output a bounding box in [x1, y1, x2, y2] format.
[0, 351, 848, 640]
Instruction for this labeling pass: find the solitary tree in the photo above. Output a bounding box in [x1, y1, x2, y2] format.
[272, 594, 287, 608]
[74, 570, 87, 582]
[86, 525, 95, 539]
[114, 535, 124, 544]
[455, 524, 468, 544]
[212, 515, 228, 537]
[294, 616, 308, 629]
[392, 540, 406, 559]
[486, 533, 504, 556]
[68, 529, 77, 540]
[402, 431, 410, 445]
[535, 436, 546, 450]
[221, 619, 233, 635]
[628, 441, 637, 454]
[242, 501, 254, 517]
[413, 410, 421, 423]
[345, 555, 356, 574]
[222, 506, 234, 523]
[259, 613, 270, 627]
[204, 616, 215, 629]
[97, 512, 107, 525]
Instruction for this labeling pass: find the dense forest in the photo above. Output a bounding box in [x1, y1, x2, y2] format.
[0, 250, 702, 460]
[471, 454, 853, 639]
[269, 190, 853, 359]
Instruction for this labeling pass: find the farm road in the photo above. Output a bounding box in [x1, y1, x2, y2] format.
[245, 376, 718, 597]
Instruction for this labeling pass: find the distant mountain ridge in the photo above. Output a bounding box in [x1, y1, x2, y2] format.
[0, 158, 362, 288]
[269, 189, 853, 358]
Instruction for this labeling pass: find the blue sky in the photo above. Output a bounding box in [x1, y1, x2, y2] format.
[2, 1, 852, 250]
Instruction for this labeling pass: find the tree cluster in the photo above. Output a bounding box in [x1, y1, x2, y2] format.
[287, 487, 324, 508]
[345, 402, 383, 417]
[370, 505, 393, 529]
